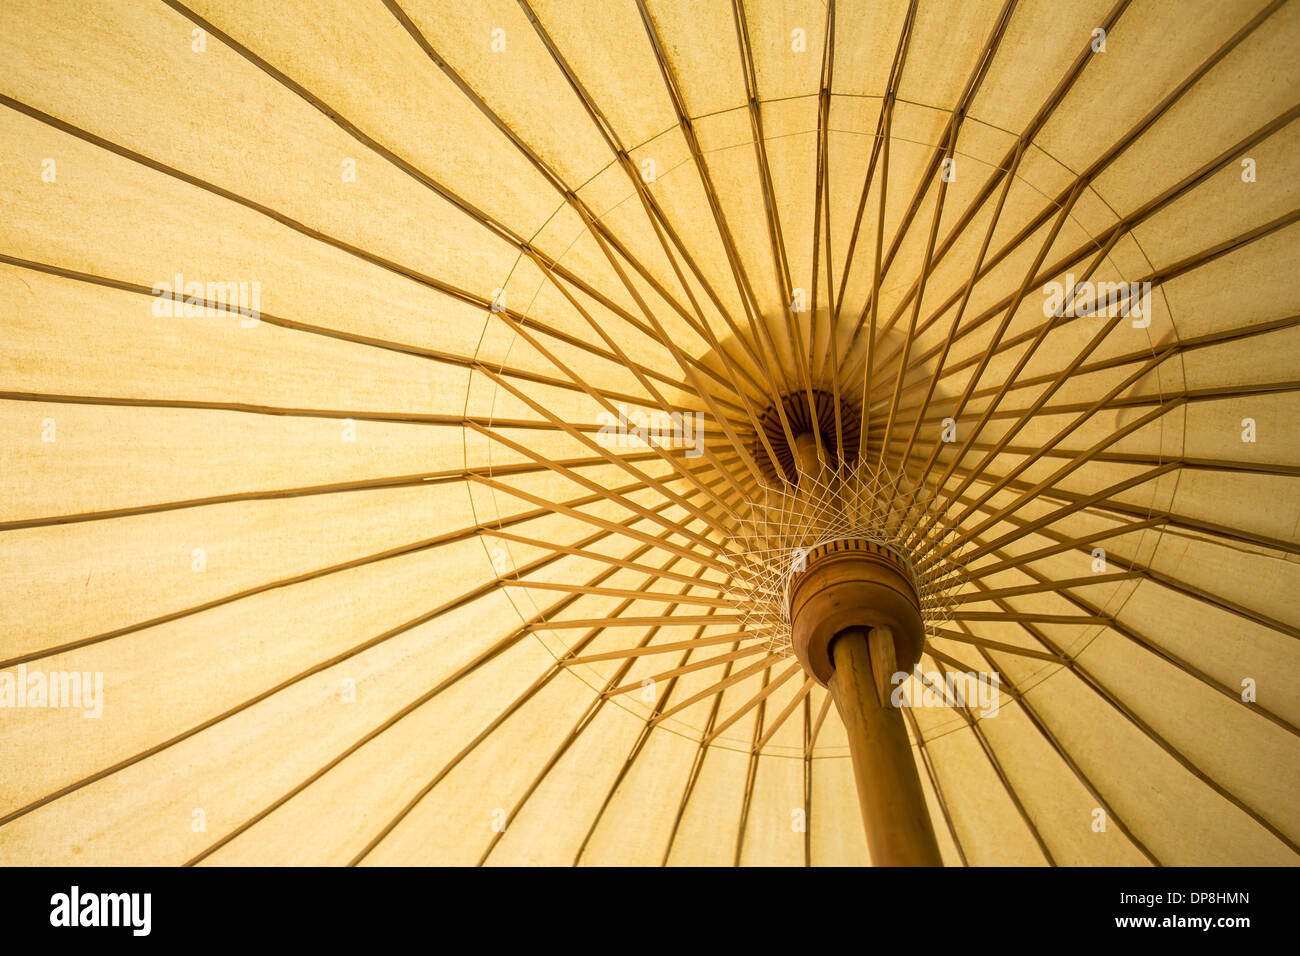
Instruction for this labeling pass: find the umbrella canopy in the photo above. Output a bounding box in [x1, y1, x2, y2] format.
[1, 0, 1297, 866]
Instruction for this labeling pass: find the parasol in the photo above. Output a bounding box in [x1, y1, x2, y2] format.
[1, 0, 1297, 867]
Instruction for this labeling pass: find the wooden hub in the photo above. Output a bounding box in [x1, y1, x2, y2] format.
[787, 537, 924, 687]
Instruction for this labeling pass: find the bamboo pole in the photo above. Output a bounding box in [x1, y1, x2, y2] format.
[827, 625, 943, 866]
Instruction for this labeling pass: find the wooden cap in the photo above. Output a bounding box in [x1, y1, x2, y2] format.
[787, 538, 924, 686]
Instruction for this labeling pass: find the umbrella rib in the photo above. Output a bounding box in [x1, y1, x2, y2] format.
[812, 1, 844, 455]
[898, 176, 1092, 526]
[954, 516, 1168, 583]
[474, 557, 717, 866]
[823, 0, 918, 383]
[651, 654, 781, 725]
[842, 0, 1122, 367]
[467, 416, 730, 551]
[731, 662, 773, 867]
[931, 461, 1182, 568]
[954, 312, 1300, 405]
[469, 473, 730, 572]
[576, 619, 769, 865]
[802, 692, 813, 867]
[507, 581, 730, 607]
[0, 478, 734, 834]
[633, 0, 808, 471]
[952, 611, 1109, 625]
[863, 102, 1300, 411]
[518, 0, 795, 482]
[952, 437, 1300, 472]
[563, 631, 763, 666]
[0, 94, 750, 415]
[906, 347, 1176, 543]
[162, 0, 756, 408]
[342, 544, 695, 867]
[0, 252, 734, 425]
[890, 135, 1029, 482]
[504, 198, 769, 498]
[807, 0, 835, 398]
[515, 572, 727, 599]
[0, 463, 728, 670]
[929, 465, 1300, 561]
[908, 221, 1155, 535]
[1059, 584, 1300, 734]
[752, 676, 815, 753]
[917, 662, 1057, 865]
[946, 507, 1300, 642]
[483, 529, 729, 592]
[960, 530, 1300, 738]
[565, 178, 780, 491]
[846, 0, 1281, 393]
[951, 637, 1162, 865]
[217, 532, 703, 868]
[922, 397, 1185, 560]
[525, 233, 770, 499]
[532, 614, 745, 632]
[875, 114, 963, 478]
[952, 571, 1300, 856]
[472, 351, 742, 530]
[951, 572, 1143, 605]
[606, 644, 774, 696]
[915, 308, 1300, 408]
[1134, 564, 1300, 641]
[868, 147, 1294, 457]
[857, 94, 892, 463]
[380, 1, 775, 402]
[0, 438, 682, 533]
[808, 691, 835, 749]
[0, 388, 610, 433]
[833, 0, 1030, 382]
[855, 0, 1019, 351]
[657, 656, 748, 866]
[949, 522, 1300, 744]
[637, 73, 795, 412]
[929, 630, 1070, 664]
[704, 662, 803, 747]
[902, 379, 1300, 428]
[483, 0, 776, 393]
[1, 156, 754, 442]
[604, 183, 789, 481]
[569, 657, 697, 865]
[901, 706, 969, 866]
[731, 0, 821, 451]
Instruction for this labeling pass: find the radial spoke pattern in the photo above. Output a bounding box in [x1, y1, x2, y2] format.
[1, 0, 1297, 867]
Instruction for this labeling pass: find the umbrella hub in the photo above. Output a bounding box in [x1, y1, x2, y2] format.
[724, 458, 965, 666]
[787, 537, 924, 688]
[747, 390, 859, 486]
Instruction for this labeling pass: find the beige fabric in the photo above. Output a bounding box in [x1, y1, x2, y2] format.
[0, 0, 1297, 866]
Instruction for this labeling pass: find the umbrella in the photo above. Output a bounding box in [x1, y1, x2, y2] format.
[1, 0, 1297, 867]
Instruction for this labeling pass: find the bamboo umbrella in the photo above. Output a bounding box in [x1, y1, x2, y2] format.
[0, 0, 1297, 867]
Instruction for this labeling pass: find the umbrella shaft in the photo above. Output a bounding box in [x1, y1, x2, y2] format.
[828, 626, 943, 866]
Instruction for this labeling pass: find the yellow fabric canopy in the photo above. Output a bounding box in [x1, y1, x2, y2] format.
[0, 0, 1297, 866]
